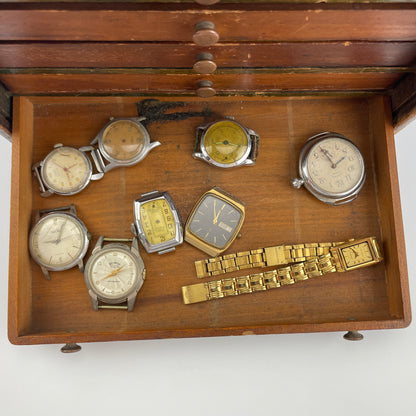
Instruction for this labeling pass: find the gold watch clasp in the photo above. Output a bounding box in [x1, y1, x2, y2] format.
[330, 237, 383, 272]
[264, 245, 287, 266]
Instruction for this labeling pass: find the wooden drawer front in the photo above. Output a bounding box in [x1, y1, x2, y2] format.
[8, 95, 410, 345]
[0, 72, 403, 95]
[1, 6, 416, 42]
[1, 42, 415, 69]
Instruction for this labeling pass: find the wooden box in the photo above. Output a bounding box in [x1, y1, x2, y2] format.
[1, 1, 415, 348]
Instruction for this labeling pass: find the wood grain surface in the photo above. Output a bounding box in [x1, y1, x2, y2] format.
[7, 95, 410, 345]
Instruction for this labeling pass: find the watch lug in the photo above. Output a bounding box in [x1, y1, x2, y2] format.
[88, 290, 99, 311]
[92, 236, 105, 254]
[41, 266, 51, 280]
[148, 140, 161, 152]
[192, 152, 204, 161]
[77, 259, 84, 273]
[131, 222, 138, 236]
[126, 294, 136, 312]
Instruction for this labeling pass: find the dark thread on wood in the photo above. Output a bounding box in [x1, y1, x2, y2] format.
[136, 99, 212, 126]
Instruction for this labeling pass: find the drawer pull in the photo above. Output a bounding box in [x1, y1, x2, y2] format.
[193, 52, 217, 74]
[193, 21, 219, 46]
[196, 80, 216, 98]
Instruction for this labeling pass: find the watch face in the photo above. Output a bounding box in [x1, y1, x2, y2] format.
[29, 212, 88, 271]
[305, 135, 365, 196]
[341, 242, 374, 268]
[188, 194, 243, 249]
[87, 247, 139, 300]
[101, 119, 147, 162]
[41, 146, 92, 195]
[202, 120, 249, 165]
[140, 198, 176, 245]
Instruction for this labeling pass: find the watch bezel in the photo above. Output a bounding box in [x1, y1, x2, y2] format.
[29, 211, 90, 272]
[297, 132, 366, 205]
[132, 191, 183, 254]
[195, 119, 254, 168]
[92, 117, 157, 171]
[184, 187, 245, 257]
[84, 241, 145, 306]
[40, 145, 93, 196]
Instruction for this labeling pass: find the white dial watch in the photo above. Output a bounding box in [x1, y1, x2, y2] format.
[83, 236, 146, 311]
[292, 132, 366, 205]
[28, 204, 91, 280]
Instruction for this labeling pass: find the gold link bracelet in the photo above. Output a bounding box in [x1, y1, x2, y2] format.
[182, 237, 383, 304]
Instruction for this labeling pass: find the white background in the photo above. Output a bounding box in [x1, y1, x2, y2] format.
[0, 119, 415, 416]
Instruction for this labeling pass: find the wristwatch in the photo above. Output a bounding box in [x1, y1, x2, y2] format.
[182, 237, 382, 304]
[131, 190, 183, 254]
[90, 117, 161, 172]
[32, 144, 104, 196]
[83, 236, 146, 311]
[184, 187, 245, 257]
[193, 118, 259, 168]
[28, 204, 91, 280]
[292, 132, 366, 205]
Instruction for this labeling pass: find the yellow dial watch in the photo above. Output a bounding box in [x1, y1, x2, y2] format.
[131, 190, 183, 254]
[193, 118, 260, 168]
[184, 187, 245, 257]
[182, 237, 383, 304]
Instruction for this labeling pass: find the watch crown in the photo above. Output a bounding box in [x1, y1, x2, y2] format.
[292, 178, 304, 189]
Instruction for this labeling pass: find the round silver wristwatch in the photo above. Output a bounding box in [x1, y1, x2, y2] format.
[131, 190, 183, 254]
[32, 144, 104, 197]
[193, 118, 260, 168]
[292, 132, 366, 205]
[84, 236, 146, 311]
[90, 117, 161, 172]
[28, 204, 91, 280]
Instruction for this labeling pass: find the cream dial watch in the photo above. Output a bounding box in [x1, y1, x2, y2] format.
[90, 117, 161, 172]
[33, 144, 104, 196]
[292, 132, 366, 205]
[84, 236, 146, 311]
[28, 204, 90, 280]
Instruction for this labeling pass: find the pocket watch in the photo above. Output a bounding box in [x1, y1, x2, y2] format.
[84, 236, 146, 311]
[292, 132, 366, 205]
[28, 204, 91, 280]
[33, 144, 104, 197]
[131, 190, 183, 254]
[193, 118, 259, 168]
[184, 187, 245, 257]
[90, 117, 161, 172]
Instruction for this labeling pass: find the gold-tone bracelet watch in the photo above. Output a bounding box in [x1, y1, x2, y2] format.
[182, 237, 382, 304]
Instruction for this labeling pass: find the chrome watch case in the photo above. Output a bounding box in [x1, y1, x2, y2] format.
[131, 190, 183, 254]
[193, 118, 259, 168]
[84, 236, 146, 311]
[184, 186, 246, 257]
[292, 132, 366, 205]
[28, 204, 91, 280]
[32, 143, 104, 197]
[90, 117, 161, 173]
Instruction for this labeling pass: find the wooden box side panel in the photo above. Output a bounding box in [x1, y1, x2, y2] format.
[8, 97, 35, 343]
[370, 96, 411, 323]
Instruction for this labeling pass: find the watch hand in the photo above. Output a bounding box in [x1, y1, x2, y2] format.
[56, 220, 67, 243]
[214, 140, 241, 147]
[334, 156, 346, 167]
[319, 146, 336, 168]
[101, 265, 126, 281]
[213, 204, 225, 225]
